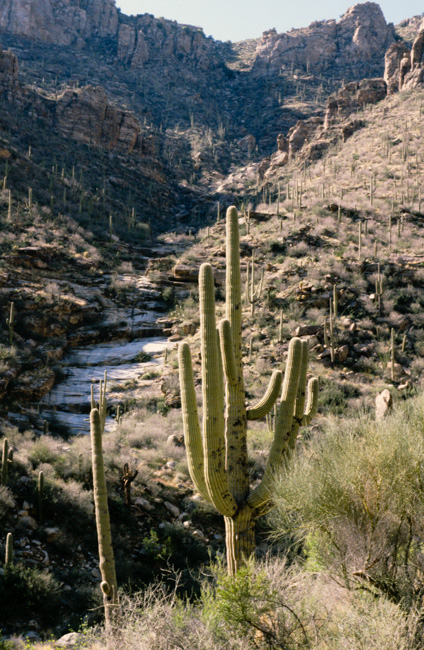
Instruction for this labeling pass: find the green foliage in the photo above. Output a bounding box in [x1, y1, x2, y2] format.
[161, 286, 175, 304]
[0, 564, 62, 626]
[271, 394, 424, 605]
[318, 378, 361, 415]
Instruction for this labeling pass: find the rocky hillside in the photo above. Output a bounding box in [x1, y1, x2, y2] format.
[2, 1, 424, 644]
[0, 0, 418, 170]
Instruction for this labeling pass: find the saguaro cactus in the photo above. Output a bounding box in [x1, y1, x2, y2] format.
[5, 532, 13, 569]
[6, 303, 14, 346]
[1, 438, 9, 486]
[90, 408, 118, 627]
[179, 207, 318, 574]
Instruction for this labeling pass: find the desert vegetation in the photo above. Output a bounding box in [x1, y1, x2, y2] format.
[2, 2, 424, 648]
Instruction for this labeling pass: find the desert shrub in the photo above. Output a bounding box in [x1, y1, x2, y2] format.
[318, 378, 361, 415]
[81, 558, 417, 649]
[0, 564, 62, 627]
[0, 487, 14, 521]
[271, 394, 424, 606]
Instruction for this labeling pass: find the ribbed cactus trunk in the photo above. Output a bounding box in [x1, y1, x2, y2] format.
[90, 408, 118, 628]
[224, 207, 252, 572]
[179, 207, 318, 574]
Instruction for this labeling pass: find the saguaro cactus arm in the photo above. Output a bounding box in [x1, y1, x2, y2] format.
[302, 377, 319, 425]
[247, 370, 283, 421]
[248, 337, 303, 511]
[178, 342, 210, 502]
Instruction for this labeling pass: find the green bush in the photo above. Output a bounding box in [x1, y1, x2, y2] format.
[271, 394, 424, 606]
[0, 564, 61, 627]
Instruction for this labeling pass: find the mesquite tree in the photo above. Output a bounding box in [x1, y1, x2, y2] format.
[179, 207, 318, 574]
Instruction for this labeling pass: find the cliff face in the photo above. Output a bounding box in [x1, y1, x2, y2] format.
[384, 26, 424, 94]
[54, 85, 142, 153]
[0, 0, 118, 44]
[0, 0, 219, 71]
[252, 2, 396, 79]
[0, 44, 18, 90]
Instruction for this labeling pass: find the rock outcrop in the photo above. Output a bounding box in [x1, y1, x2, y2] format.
[384, 27, 424, 93]
[117, 14, 219, 71]
[0, 44, 18, 91]
[384, 42, 410, 94]
[252, 2, 396, 79]
[54, 86, 141, 154]
[0, 0, 119, 45]
[324, 79, 387, 128]
[0, 0, 220, 71]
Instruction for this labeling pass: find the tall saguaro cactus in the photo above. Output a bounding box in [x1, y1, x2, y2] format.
[90, 408, 118, 628]
[179, 206, 318, 574]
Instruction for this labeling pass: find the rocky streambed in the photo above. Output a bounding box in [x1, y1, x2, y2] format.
[39, 334, 176, 434]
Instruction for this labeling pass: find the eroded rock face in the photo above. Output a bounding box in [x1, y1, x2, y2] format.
[0, 0, 219, 72]
[384, 42, 410, 94]
[385, 28, 424, 93]
[54, 86, 141, 153]
[117, 23, 136, 63]
[252, 2, 395, 79]
[0, 0, 119, 44]
[0, 45, 18, 90]
[324, 79, 387, 129]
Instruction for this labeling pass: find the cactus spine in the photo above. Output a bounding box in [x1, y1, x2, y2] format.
[90, 408, 118, 628]
[179, 207, 318, 574]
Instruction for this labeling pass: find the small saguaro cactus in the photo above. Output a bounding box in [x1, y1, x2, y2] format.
[38, 470, 44, 519]
[6, 302, 14, 345]
[90, 408, 118, 628]
[179, 207, 318, 574]
[246, 252, 265, 316]
[5, 532, 13, 569]
[1, 438, 9, 486]
[375, 262, 384, 315]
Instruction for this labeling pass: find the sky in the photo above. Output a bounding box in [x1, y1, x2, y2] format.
[115, 1, 424, 42]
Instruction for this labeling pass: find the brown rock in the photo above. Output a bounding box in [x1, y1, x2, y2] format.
[341, 120, 365, 142]
[324, 79, 387, 128]
[411, 29, 424, 69]
[277, 133, 287, 152]
[335, 345, 349, 363]
[173, 264, 199, 282]
[10, 368, 55, 400]
[131, 30, 150, 68]
[0, 46, 18, 91]
[384, 42, 410, 94]
[294, 324, 322, 337]
[288, 122, 310, 159]
[400, 53, 412, 89]
[0, 0, 118, 45]
[117, 24, 136, 63]
[252, 3, 395, 78]
[55, 86, 141, 154]
[375, 389, 392, 420]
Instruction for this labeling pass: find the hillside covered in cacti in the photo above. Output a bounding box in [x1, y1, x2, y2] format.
[1, 0, 424, 647]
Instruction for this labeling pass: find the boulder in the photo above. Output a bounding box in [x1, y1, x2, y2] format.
[375, 389, 392, 420]
[384, 42, 410, 94]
